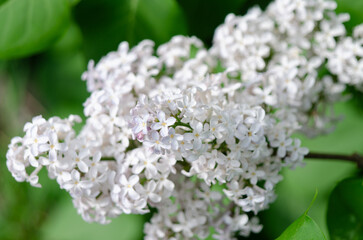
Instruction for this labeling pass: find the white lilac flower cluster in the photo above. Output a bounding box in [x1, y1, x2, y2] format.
[6, 0, 363, 239]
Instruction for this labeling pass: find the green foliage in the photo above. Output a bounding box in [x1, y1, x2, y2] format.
[67, 0, 81, 6]
[0, 0, 363, 240]
[40, 199, 145, 240]
[74, 0, 188, 61]
[176, 0, 273, 46]
[276, 192, 326, 240]
[336, 0, 363, 111]
[0, 149, 65, 240]
[176, 0, 245, 46]
[327, 177, 363, 240]
[0, 0, 7, 6]
[30, 23, 88, 116]
[336, 0, 363, 33]
[0, 0, 71, 59]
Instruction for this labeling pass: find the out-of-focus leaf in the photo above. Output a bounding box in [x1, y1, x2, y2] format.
[0, 0, 71, 59]
[276, 192, 326, 240]
[0, 0, 8, 7]
[327, 177, 363, 240]
[176, 0, 246, 46]
[336, 0, 363, 32]
[25, 21, 86, 117]
[50, 21, 83, 55]
[335, 0, 363, 112]
[31, 51, 88, 117]
[176, 0, 273, 46]
[276, 215, 326, 240]
[345, 86, 363, 115]
[74, 0, 188, 61]
[41, 198, 144, 240]
[68, 0, 81, 6]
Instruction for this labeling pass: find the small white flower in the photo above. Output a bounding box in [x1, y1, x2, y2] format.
[166, 128, 183, 150]
[120, 175, 140, 200]
[184, 121, 207, 150]
[144, 131, 170, 154]
[135, 180, 161, 203]
[69, 150, 90, 173]
[245, 166, 265, 185]
[287, 138, 309, 161]
[270, 134, 293, 158]
[151, 111, 176, 137]
[235, 123, 263, 147]
[62, 170, 90, 196]
[133, 114, 150, 135]
[38, 132, 67, 162]
[24, 126, 48, 156]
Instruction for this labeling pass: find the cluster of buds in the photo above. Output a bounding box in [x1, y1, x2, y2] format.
[6, 0, 363, 239]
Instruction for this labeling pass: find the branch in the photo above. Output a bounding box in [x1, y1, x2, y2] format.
[306, 152, 363, 168]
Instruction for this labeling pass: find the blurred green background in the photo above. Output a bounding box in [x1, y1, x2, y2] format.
[0, 0, 362, 239]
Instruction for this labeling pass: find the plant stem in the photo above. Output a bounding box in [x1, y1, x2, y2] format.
[101, 157, 116, 161]
[306, 152, 363, 168]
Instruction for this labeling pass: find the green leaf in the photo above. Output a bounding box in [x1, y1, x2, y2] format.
[67, 0, 81, 6]
[0, 0, 71, 59]
[74, 0, 188, 61]
[176, 0, 246, 46]
[50, 20, 83, 54]
[40, 198, 145, 240]
[335, 0, 363, 111]
[0, 0, 8, 7]
[176, 0, 274, 46]
[336, 0, 363, 33]
[276, 191, 327, 240]
[327, 177, 363, 240]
